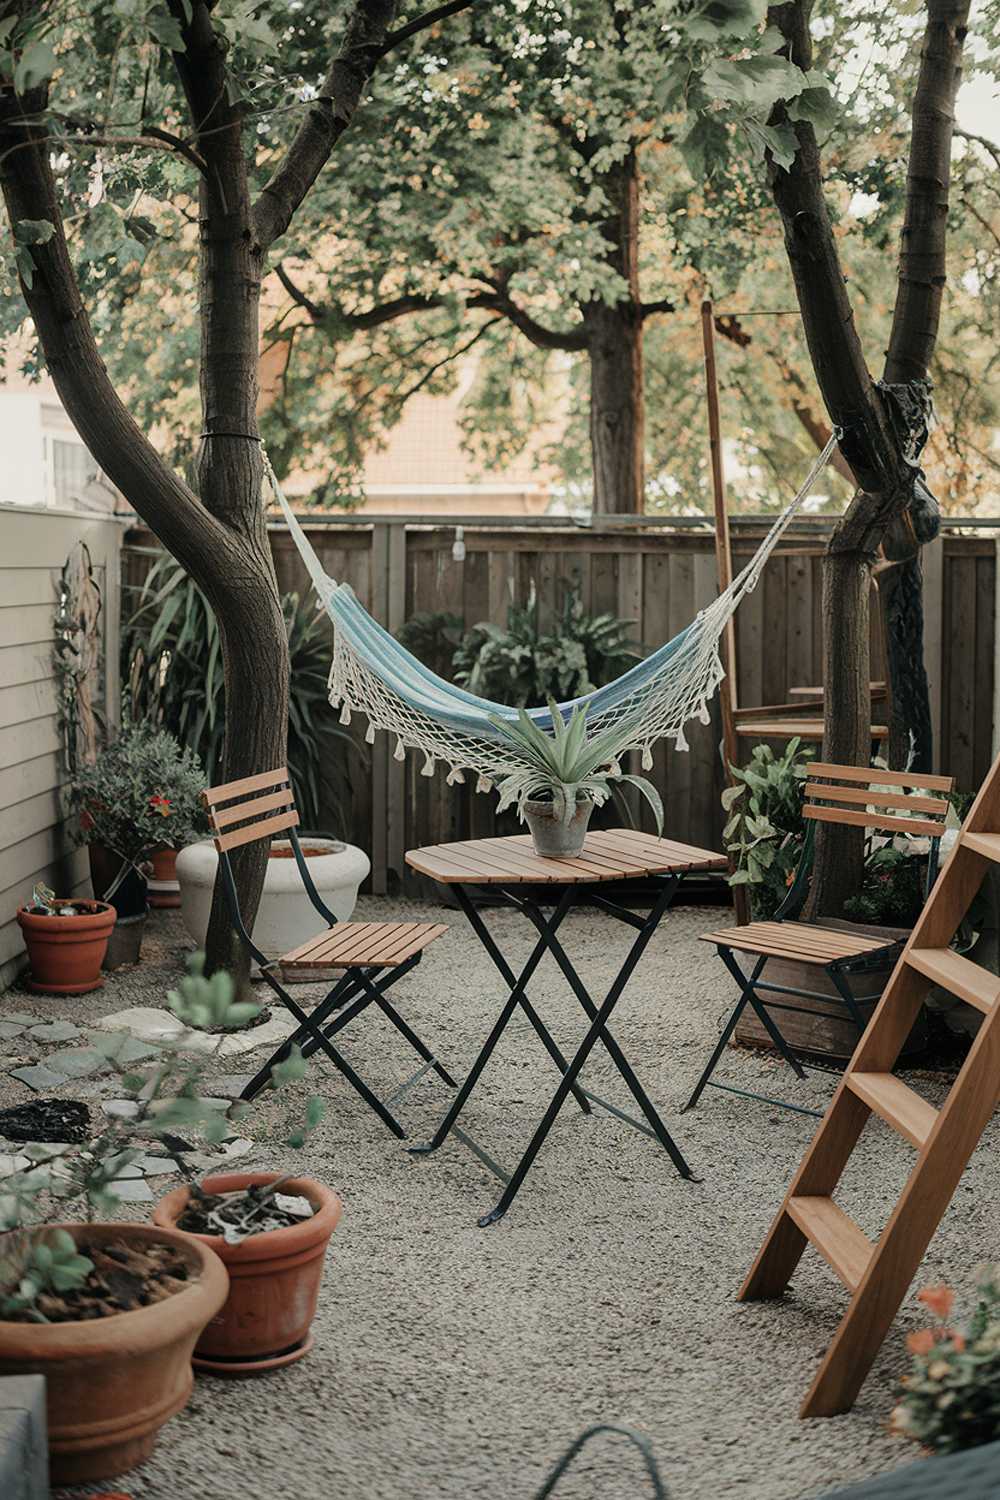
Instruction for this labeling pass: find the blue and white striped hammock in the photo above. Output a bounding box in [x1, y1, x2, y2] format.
[266, 435, 838, 790]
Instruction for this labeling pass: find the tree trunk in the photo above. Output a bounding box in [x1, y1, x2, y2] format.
[587, 147, 645, 515]
[587, 301, 645, 515]
[879, 555, 934, 771]
[804, 544, 873, 918]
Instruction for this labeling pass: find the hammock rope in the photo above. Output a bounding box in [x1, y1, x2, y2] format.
[264, 434, 839, 788]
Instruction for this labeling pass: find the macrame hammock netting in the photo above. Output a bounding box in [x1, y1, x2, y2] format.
[265, 432, 839, 795]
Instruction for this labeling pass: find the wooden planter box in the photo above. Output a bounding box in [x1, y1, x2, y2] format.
[734, 919, 927, 1062]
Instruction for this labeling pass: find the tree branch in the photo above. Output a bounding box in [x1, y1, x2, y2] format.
[765, 1, 911, 541]
[0, 87, 231, 578]
[884, 0, 970, 387]
[274, 262, 588, 350]
[954, 125, 1000, 172]
[379, 0, 478, 56]
[638, 298, 675, 318]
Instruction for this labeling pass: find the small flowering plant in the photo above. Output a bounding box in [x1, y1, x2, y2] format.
[891, 1272, 1000, 1453]
[71, 720, 209, 868]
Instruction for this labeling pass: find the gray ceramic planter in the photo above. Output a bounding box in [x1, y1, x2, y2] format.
[524, 795, 594, 858]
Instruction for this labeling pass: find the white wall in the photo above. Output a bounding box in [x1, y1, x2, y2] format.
[0, 506, 124, 988]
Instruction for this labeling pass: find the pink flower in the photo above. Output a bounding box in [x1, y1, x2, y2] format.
[907, 1328, 938, 1356]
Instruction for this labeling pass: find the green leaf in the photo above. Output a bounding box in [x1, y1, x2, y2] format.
[147, 13, 186, 51]
[14, 39, 57, 93]
[744, 119, 799, 171]
[679, 114, 731, 181]
[14, 218, 55, 246]
[787, 79, 839, 134]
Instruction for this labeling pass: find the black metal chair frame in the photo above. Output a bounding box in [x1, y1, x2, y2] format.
[217, 822, 455, 1138]
[684, 818, 944, 1118]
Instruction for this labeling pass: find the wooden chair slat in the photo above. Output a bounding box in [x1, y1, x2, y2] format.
[214, 809, 299, 852]
[803, 782, 947, 817]
[204, 766, 290, 806]
[803, 804, 945, 839]
[281, 920, 448, 970]
[210, 787, 295, 830]
[809, 762, 954, 794]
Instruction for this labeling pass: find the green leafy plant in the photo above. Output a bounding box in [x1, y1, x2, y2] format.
[722, 738, 814, 918]
[892, 1274, 1000, 1454]
[71, 719, 209, 869]
[843, 844, 929, 927]
[0, 954, 323, 1320]
[490, 700, 663, 830]
[395, 611, 465, 681]
[122, 551, 358, 829]
[449, 579, 640, 708]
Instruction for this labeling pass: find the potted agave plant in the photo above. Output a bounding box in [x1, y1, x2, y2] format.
[72, 721, 209, 966]
[490, 701, 664, 858]
[0, 956, 336, 1482]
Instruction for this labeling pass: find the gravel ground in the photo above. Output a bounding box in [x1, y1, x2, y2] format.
[2, 895, 996, 1500]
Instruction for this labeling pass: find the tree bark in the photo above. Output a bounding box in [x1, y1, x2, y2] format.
[762, 0, 969, 913]
[586, 147, 645, 515]
[877, 1, 969, 772]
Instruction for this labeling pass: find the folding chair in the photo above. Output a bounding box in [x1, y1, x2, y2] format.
[204, 766, 455, 1138]
[684, 761, 955, 1116]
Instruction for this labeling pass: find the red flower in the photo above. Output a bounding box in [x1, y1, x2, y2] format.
[149, 794, 172, 818]
[918, 1285, 954, 1320]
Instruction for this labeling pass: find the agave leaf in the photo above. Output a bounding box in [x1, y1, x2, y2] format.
[615, 774, 664, 835]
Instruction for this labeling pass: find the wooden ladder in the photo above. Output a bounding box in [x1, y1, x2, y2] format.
[739, 751, 1000, 1417]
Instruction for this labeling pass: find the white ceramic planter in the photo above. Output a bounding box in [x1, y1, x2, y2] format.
[175, 837, 370, 966]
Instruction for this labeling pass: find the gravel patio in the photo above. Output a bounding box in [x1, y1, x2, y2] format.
[2, 894, 995, 1500]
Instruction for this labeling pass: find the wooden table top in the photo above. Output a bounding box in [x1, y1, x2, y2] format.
[405, 827, 728, 886]
[734, 718, 888, 741]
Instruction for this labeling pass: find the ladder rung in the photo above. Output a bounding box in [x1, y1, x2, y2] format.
[962, 831, 1000, 862]
[845, 1073, 937, 1149]
[786, 1196, 873, 1292]
[908, 947, 1000, 1015]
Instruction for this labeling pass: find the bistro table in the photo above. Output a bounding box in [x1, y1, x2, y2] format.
[405, 826, 728, 1225]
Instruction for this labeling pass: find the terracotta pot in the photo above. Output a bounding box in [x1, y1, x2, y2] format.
[16, 900, 116, 995]
[153, 1171, 342, 1375]
[0, 1222, 228, 1485]
[148, 846, 181, 909]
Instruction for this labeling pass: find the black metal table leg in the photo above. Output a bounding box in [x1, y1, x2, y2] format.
[453, 883, 591, 1116]
[478, 881, 695, 1226]
[409, 886, 577, 1156]
[518, 878, 693, 1171]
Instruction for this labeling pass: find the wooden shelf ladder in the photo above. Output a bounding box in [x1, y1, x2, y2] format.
[739, 751, 1000, 1417]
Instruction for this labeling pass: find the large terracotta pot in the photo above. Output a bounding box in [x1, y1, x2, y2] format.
[0, 1223, 228, 1485]
[153, 1171, 342, 1376]
[16, 900, 116, 995]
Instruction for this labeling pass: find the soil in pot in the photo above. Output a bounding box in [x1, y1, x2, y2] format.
[0, 1222, 228, 1485]
[17, 900, 115, 995]
[153, 1171, 342, 1376]
[524, 794, 594, 858]
[4, 1237, 192, 1324]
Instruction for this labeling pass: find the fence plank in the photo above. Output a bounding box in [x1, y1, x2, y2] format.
[118, 522, 994, 894]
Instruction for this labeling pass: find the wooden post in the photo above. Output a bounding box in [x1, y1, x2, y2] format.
[701, 299, 747, 921]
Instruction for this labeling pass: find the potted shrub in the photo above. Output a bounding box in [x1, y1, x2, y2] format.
[72, 722, 209, 967]
[891, 1272, 1000, 1453]
[490, 702, 663, 858]
[15, 883, 116, 995]
[147, 958, 339, 1374]
[0, 955, 336, 1477]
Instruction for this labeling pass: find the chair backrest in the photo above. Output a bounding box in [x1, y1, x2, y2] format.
[803, 762, 955, 840]
[203, 766, 299, 853]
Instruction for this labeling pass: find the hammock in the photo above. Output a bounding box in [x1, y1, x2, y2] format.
[265, 435, 838, 790]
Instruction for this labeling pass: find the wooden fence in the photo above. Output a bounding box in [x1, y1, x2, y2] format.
[123, 517, 997, 897]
